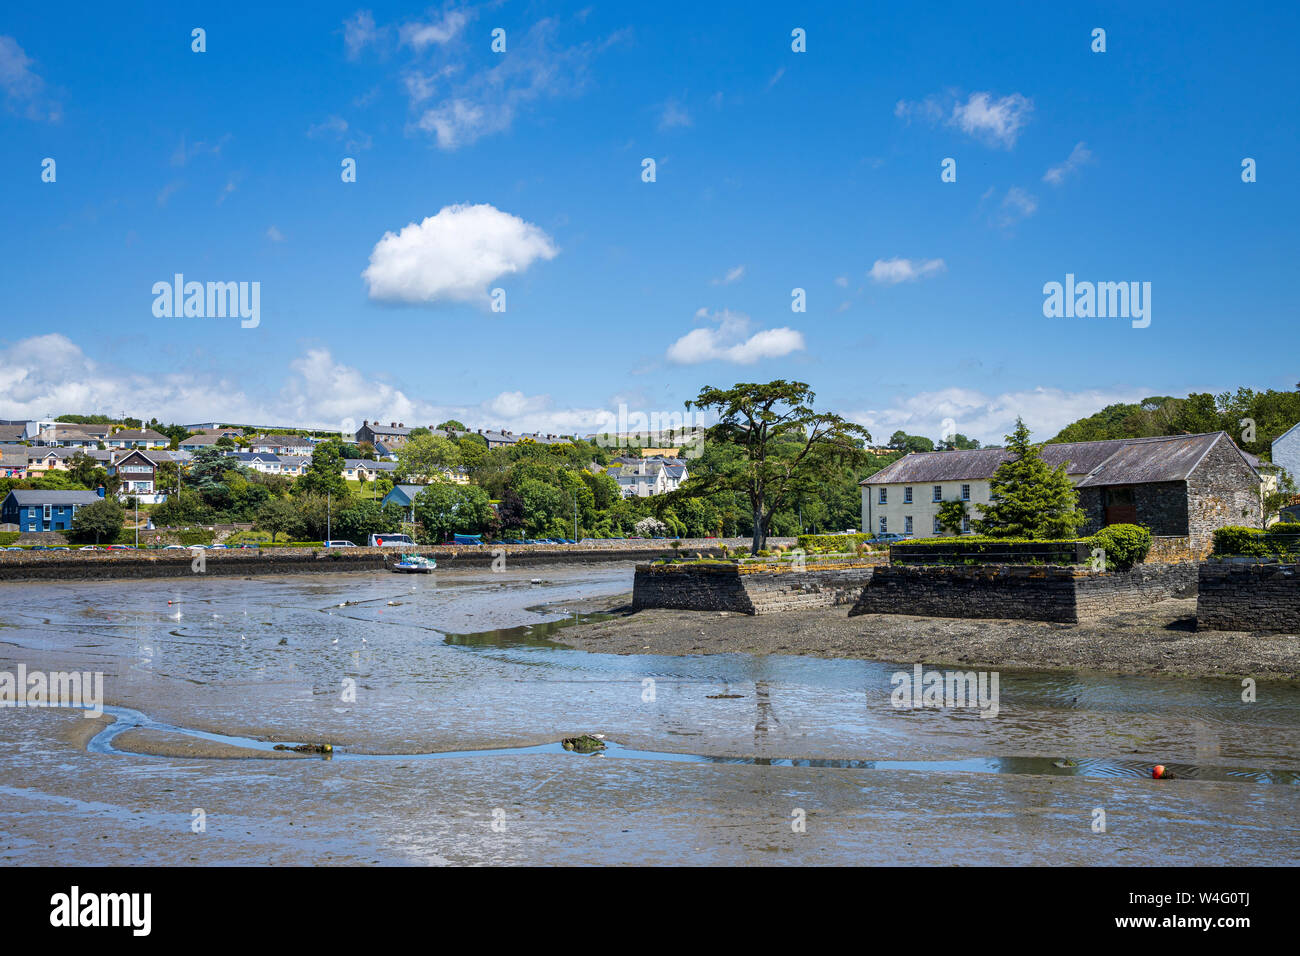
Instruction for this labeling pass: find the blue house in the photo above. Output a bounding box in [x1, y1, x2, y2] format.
[381, 484, 427, 521]
[2, 489, 105, 532]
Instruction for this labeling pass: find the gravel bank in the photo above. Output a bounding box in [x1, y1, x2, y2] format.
[554, 595, 1300, 680]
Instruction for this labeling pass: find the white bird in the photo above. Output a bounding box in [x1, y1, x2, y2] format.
[332, 637, 338, 645]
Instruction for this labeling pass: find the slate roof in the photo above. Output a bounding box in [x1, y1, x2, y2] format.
[862, 432, 1247, 488]
[4, 490, 103, 506]
[0, 425, 26, 441]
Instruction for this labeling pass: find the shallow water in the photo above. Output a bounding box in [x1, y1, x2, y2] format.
[1, 566, 1297, 865]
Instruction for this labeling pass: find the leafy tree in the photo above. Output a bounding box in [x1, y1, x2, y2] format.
[412, 481, 493, 543]
[437, 420, 467, 431]
[888, 430, 935, 453]
[254, 497, 305, 542]
[395, 434, 462, 483]
[976, 419, 1086, 539]
[215, 436, 237, 449]
[67, 451, 101, 489]
[295, 440, 348, 498]
[937, 434, 981, 451]
[70, 497, 123, 544]
[334, 499, 404, 543]
[936, 499, 968, 535]
[687, 380, 871, 553]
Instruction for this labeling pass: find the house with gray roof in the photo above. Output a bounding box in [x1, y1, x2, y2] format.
[1272, 421, 1300, 489]
[861, 431, 1261, 551]
[2, 489, 105, 532]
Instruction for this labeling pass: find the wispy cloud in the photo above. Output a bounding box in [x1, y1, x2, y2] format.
[995, 187, 1037, 227]
[896, 90, 1032, 149]
[657, 98, 692, 130]
[0, 35, 60, 121]
[869, 257, 947, 284]
[711, 265, 745, 285]
[1043, 141, 1093, 185]
[266, 225, 286, 242]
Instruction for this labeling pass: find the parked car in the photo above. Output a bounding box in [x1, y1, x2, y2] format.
[162, 544, 187, 550]
[324, 540, 357, 548]
[369, 534, 415, 548]
[78, 546, 101, 551]
[872, 532, 913, 543]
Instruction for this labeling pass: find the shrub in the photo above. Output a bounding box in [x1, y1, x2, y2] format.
[0, 531, 21, 547]
[1212, 526, 1266, 556]
[796, 532, 875, 552]
[1088, 524, 1152, 570]
[177, 528, 215, 547]
[226, 530, 271, 546]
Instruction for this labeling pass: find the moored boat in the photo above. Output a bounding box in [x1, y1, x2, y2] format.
[391, 553, 436, 573]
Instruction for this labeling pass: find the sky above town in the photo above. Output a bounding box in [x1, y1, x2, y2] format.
[2, 2, 1297, 444]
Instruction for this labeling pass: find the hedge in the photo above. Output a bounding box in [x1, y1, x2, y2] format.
[795, 533, 876, 553]
[1213, 522, 1300, 557]
[891, 536, 1092, 565]
[1089, 524, 1152, 570]
[0, 532, 19, 547]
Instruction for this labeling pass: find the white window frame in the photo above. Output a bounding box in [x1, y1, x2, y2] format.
[961, 484, 970, 501]
[878, 488, 887, 505]
[903, 486, 913, 504]
[904, 516, 913, 534]
[933, 515, 942, 534]
[932, 485, 942, 502]
[879, 516, 887, 534]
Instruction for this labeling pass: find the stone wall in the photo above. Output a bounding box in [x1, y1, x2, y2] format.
[0, 544, 731, 583]
[1145, 535, 1203, 563]
[632, 559, 882, 615]
[1196, 561, 1300, 634]
[1187, 438, 1263, 551]
[849, 563, 1197, 624]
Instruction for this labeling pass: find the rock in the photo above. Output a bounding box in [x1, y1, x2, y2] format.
[561, 735, 606, 754]
[274, 742, 334, 755]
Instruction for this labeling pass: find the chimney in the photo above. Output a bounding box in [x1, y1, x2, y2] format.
[96, 485, 106, 498]
[398, 422, 404, 428]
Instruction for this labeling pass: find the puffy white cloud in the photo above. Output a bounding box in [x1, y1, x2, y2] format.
[847, 386, 1158, 447]
[1043, 141, 1093, 185]
[869, 257, 946, 284]
[362, 203, 558, 306]
[711, 265, 745, 285]
[343, 11, 379, 60]
[0, 336, 623, 436]
[399, 11, 469, 50]
[666, 309, 805, 365]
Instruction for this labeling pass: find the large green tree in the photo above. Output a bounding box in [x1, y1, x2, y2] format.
[295, 440, 348, 497]
[412, 481, 493, 543]
[687, 380, 871, 553]
[70, 497, 123, 544]
[976, 419, 1086, 539]
[395, 434, 462, 483]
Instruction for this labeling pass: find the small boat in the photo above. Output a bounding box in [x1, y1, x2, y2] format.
[391, 553, 437, 574]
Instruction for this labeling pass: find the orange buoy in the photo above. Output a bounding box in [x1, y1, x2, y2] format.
[1152, 765, 1166, 779]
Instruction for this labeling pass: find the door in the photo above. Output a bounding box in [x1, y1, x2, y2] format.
[1103, 487, 1137, 525]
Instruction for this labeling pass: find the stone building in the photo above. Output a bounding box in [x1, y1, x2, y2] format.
[861, 431, 1261, 553]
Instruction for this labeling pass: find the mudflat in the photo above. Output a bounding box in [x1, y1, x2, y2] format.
[555, 596, 1300, 680]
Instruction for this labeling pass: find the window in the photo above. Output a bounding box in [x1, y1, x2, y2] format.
[904, 516, 913, 534]
[43, 504, 51, 522]
[878, 488, 887, 505]
[962, 515, 971, 532]
[933, 485, 942, 502]
[903, 486, 913, 504]
[961, 484, 971, 501]
[879, 517, 887, 534]
[933, 516, 942, 534]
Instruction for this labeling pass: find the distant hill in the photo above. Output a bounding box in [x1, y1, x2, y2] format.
[1047, 389, 1300, 462]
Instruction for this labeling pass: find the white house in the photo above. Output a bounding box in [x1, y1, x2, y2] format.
[606, 457, 688, 498]
[1272, 421, 1300, 489]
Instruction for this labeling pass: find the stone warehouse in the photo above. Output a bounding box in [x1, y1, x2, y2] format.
[861, 431, 1261, 553]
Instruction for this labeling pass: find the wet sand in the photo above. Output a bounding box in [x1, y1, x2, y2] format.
[556, 596, 1300, 681]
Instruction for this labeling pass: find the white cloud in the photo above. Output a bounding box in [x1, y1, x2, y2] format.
[399, 11, 469, 50]
[895, 90, 1031, 149]
[408, 18, 607, 150]
[766, 67, 785, 89]
[343, 11, 379, 60]
[307, 115, 348, 138]
[362, 203, 558, 306]
[0, 34, 59, 121]
[711, 265, 745, 285]
[847, 385, 1156, 447]
[1043, 141, 1093, 185]
[834, 276, 849, 288]
[666, 309, 805, 365]
[995, 187, 1038, 227]
[0, 335, 624, 436]
[869, 257, 946, 284]
[266, 225, 285, 242]
[658, 99, 692, 130]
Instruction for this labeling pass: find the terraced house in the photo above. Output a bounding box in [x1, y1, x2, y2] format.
[861, 431, 1262, 555]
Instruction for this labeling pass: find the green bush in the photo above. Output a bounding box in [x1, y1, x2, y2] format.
[796, 533, 875, 553]
[176, 528, 214, 547]
[0, 531, 19, 546]
[1212, 526, 1266, 556]
[1088, 523, 1152, 570]
[226, 530, 271, 546]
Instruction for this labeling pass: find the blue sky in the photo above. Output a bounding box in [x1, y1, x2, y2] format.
[2, 1, 1297, 444]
